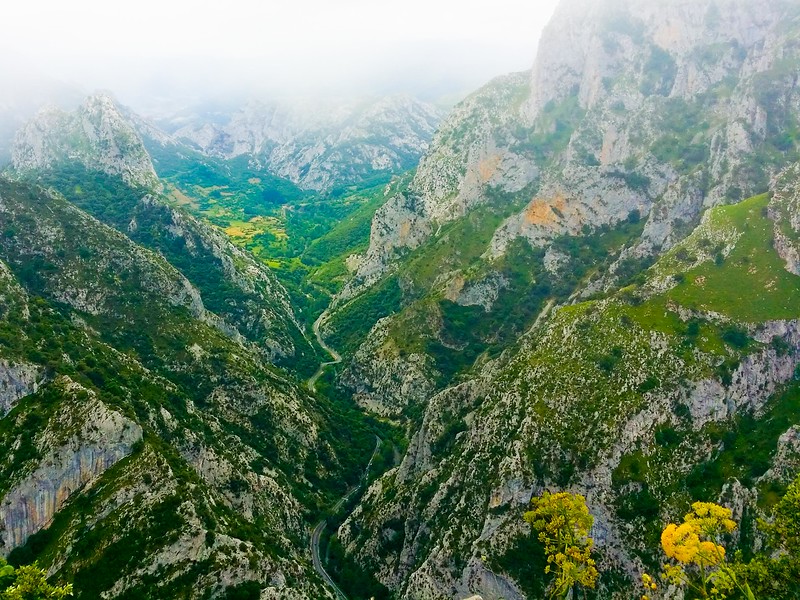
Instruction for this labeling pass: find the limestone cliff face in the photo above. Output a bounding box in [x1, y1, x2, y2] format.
[342, 311, 800, 599]
[0, 179, 340, 597]
[11, 94, 160, 190]
[174, 95, 441, 192]
[0, 377, 142, 556]
[524, 0, 788, 118]
[0, 184, 207, 323]
[411, 73, 538, 224]
[0, 361, 40, 418]
[771, 163, 800, 275]
[350, 0, 800, 291]
[340, 162, 800, 598]
[335, 0, 800, 430]
[338, 317, 440, 417]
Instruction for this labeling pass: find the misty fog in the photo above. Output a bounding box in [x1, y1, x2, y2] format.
[0, 0, 559, 119]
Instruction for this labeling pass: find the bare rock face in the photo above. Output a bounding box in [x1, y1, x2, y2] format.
[338, 317, 440, 417]
[0, 377, 142, 556]
[333, 0, 800, 465]
[760, 426, 800, 484]
[0, 361, 41, 418]
[449, 273, 508, 312]
[11, 94, 160, 190]
[351, 0, 800, 289]
[770, 163, 800, 275]
[524, 0, 788, 119]
[339, 193, 434, 302]
[411, 73, 539, 224]
[339, 153, 800, 599]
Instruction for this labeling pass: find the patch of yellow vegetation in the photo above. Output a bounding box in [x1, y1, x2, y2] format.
[223, 216, 288, 243]
[248, 177, 262, 184]
[225, 225, 247, 237]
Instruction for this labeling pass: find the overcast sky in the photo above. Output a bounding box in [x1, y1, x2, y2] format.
[1, 0, 560, 111]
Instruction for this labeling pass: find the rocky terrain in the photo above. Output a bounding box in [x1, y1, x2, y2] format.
[330, 0, 800, 419]
[0, 0, 799, 598]
[0, 172, 373, 597]
[173, 95, 442, 192]
[338, 164, 800, 599]
[11, 94, 161, 190]
[321, 0, 800, 597]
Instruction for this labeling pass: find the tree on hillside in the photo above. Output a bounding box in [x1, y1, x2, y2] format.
[0, 560, 72, 600]
[524, 490, 599, 599]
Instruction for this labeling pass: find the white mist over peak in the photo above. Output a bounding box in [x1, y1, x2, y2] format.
[1, 0, 559, 111]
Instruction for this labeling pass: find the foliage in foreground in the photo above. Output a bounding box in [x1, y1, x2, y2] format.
[0, 559, 72, 599]
[526, 476, 800, 600]
[524, 491, 599, 598]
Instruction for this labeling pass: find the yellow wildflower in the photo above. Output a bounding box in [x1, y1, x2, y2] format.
[685, 502, 737, 536]
[661, 522, 701, 563]
[695, 540, 725, 567]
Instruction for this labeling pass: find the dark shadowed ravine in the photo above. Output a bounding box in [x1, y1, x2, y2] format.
[310, 435, 382, 599]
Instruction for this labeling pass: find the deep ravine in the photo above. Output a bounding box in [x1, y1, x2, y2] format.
[311, 435, 382, 599]
[307, 309, 343, 392]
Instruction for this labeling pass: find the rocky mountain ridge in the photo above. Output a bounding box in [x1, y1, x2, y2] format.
[339, 164, 800, 599]
[320, 0, 800, 597]
[0, 174, 374, 597]
[11, 94, 161, 190]
[328, 0, 800, 422]
[345, 0, 800, 301]
[0, 0, 799, 598]
[173, 95, 442, 192]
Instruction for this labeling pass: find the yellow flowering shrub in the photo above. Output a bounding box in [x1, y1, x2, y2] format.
[524, 491, 598, 599]
[647, 501, 750, 599]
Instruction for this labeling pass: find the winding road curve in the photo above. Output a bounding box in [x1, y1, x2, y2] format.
[307, 310, 342, 393]
[310, 436, 382, 600]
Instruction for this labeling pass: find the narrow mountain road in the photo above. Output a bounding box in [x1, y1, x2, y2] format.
[311, 436, 382, 600]
[307, 310, 342, 392]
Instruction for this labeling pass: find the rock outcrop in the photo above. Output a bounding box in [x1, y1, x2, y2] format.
[332, 0, 800, 443]
[770, 163, 800, 275]
[339, 159, 800, 598]
[0, 378, 142, 555]
[0, 177, 348, 598]
[348, 0, 800, 291]
[0, 361, 40, 417]
[11, 94, 160, 190]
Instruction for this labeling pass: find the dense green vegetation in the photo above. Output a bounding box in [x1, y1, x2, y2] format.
[0, 178, 398, 597]
[0, 557, 72, 599]
[664, 194, 800, 321]
[143, 142, 409, 325]
[327, 532, 391, 600]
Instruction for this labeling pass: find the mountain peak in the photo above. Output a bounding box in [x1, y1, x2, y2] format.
[11, 93, 161, 190]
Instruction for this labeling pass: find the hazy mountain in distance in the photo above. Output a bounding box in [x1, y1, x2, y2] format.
[0, 69, 85, 164]
[171, 95, 443, 192]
